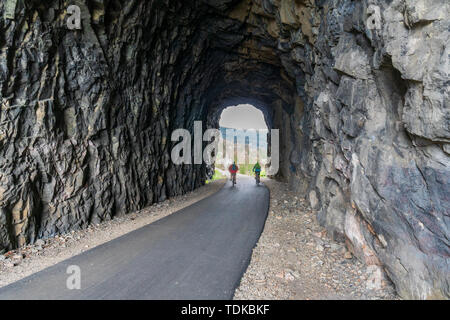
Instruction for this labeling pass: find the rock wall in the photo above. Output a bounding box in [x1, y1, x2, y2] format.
[248, 0, 449, 299]
[0, 0, 448, 299]
[0, 0, 207, 249]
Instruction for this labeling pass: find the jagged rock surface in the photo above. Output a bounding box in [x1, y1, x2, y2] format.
[0, 0, 448, 299]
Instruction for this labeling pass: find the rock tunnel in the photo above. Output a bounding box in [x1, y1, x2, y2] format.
[0, 0, 448, 299]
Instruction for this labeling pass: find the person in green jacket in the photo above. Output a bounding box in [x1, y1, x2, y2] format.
[253, 162, 262, 185]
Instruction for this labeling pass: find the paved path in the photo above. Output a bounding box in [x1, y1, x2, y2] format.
[0, 176, 269, 300]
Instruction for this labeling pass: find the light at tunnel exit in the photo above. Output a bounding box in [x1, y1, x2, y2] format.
[219, 104, 268, 130]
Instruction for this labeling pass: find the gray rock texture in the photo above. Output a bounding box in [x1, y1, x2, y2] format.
[0, 0, 448, 299]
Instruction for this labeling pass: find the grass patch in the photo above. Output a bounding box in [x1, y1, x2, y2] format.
[206, 169, 227, 184]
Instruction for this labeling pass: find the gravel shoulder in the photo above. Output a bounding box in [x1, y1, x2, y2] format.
[0, 179, 226, 288]
[234, 179, 398, 300]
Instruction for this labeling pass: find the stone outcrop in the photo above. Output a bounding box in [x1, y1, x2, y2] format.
[0, 0, 448, 299]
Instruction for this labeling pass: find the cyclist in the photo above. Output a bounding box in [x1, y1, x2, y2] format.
[253, 162, 262, 185]
[228, 162, 239, 186]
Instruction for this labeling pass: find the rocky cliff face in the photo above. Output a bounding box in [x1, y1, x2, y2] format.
[0, 0, 448, 299]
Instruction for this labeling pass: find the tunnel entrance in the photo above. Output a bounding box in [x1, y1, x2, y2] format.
[215, 104, 270, 178]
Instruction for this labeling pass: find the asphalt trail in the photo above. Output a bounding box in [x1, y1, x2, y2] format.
[0, 176, 269, 300]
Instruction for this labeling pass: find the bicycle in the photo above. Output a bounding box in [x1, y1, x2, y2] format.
[255, 172, 261, 185]
[231, 173, 237, 187]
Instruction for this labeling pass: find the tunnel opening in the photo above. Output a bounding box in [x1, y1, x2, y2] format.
[215, 104, 270, 178]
